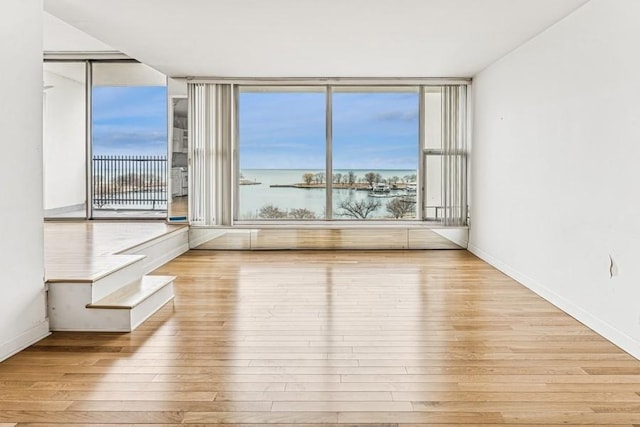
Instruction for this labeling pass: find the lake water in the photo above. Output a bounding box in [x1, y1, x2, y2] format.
[238, 169, 417, 220]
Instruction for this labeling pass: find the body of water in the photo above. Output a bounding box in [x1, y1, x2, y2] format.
[238, 169, 417, 220]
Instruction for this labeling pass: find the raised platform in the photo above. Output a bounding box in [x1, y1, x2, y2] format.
[44, 221, 189, 332]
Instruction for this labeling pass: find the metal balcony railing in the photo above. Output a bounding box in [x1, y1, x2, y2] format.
[92, 155, 167, 210]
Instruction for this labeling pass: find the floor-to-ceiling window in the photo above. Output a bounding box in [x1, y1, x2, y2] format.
[91, 62, 167, 218]
[189, 80, 468, 226]
[236, 86, 423, 221]
[332, 87, 419, 220]
[238, 87, 326, 220]
[43, 60, 169, 220]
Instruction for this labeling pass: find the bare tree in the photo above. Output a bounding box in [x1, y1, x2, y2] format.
[302, 172, 315, 185]
[338, 199, 381, 219]
[386, 198, 416, 219]
[259, 204, 287, 219]
[348, 171, 356, 185]
[333, 172, 343, 184]
[314, 172, 325, 184]
[115, 172, 141, 188]
[364, 172, 377, 188]
[403, 173, 417, 183]
[289, 208, 317, 219]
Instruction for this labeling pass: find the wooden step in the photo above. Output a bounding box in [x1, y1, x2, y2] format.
[45, 222, 185, 333]
[46, 254, 145, 283]
[48, 275, 176, 332]
[87, 275, 176, 309]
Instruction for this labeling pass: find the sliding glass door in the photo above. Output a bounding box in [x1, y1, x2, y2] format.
[91, 62, 167, 218]
[44, 60, 170, 220]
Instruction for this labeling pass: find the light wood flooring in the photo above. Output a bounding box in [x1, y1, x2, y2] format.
[44, 221, 187, 281]
[3, 249, 640, 425]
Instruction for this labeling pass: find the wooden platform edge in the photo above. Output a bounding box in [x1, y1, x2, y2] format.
[86, 275, 176, 309]
[44, 254, 146, 284]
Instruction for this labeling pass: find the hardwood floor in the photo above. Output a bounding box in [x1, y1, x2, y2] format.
[44, 221, 187, 281]
[3, 249, 640, 425]
[44, 221, 186, 258]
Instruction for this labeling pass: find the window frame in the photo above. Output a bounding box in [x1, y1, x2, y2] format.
[189, 78, 470, 227]
[43, 58, 169, 220]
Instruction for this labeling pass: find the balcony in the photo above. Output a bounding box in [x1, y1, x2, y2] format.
[92, 155, 167, 218]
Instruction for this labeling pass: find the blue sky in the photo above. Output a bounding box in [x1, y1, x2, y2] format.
[239, 91, 419, 169]
[92, 86, 167, 156]
[91, 87, 419, 168]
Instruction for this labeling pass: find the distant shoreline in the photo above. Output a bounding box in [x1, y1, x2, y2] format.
[270, 182, 411, 190]
[239, 179, 261, 185]
[270, 183, 365, 189]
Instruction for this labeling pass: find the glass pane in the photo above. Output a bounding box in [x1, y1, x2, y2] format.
[169, 97, 188, 221]
[91, 63, 167, 218]
[332, 88, 419, 220]
[43, 62, 87, 219]
[424, 155, 443, 222]
[238, 88, 326, 220]
[424, 87, 442, 150]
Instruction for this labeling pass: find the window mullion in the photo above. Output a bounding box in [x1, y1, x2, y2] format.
[325, 86, 333, 221]
[418, 85, 425, 221]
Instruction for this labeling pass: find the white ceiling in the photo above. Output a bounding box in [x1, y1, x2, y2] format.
[43, 11, 115, 52]
[43, 0, 590, 78]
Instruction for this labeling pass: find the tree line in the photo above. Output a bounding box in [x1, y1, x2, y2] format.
[302, 171, 417, 186]
[257, 197, 415, 220]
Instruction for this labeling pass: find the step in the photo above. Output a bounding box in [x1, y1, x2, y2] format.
[49, 275, 175, 332]
[45, 254, 145, 284]
[46, 253, 147, 306]
[90, 255, 147, 302]
[87, 275, 176, 309]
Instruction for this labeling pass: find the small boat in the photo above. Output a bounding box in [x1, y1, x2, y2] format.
[368, 192, 394, 198]
[406, 183, 417, 193]
[371, 183, 390, 193]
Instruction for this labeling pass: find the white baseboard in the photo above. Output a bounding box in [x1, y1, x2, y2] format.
[433, 228, 469, 248]
[0, 320, 50, 362]
[44, 203, 85, 217]
[468, 243, 640, 360]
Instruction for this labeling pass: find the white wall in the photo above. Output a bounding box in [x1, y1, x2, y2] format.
[43, 67, 86, 213]
[0, 0, 50, 361]
[470, 0, 640, 357]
